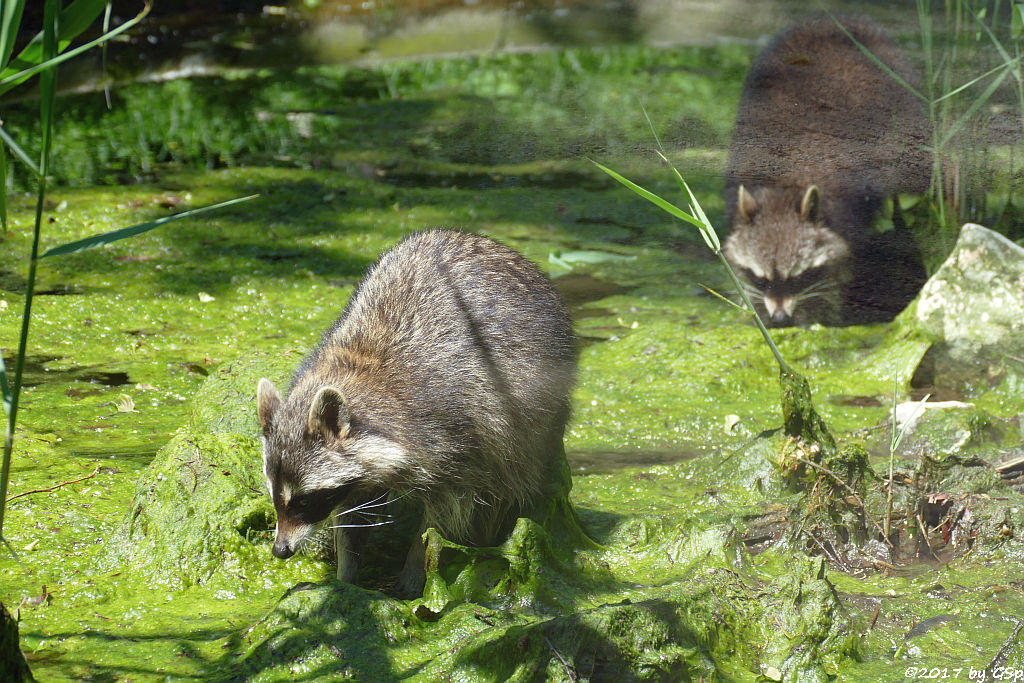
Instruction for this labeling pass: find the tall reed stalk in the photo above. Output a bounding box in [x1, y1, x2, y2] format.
[0, 0, 255, 552]
[827, 2, 1022, 256]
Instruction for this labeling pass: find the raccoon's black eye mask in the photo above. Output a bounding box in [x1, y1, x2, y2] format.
[285, 483, 356, 525]
[774, 267, 828, 295]
[741, 270, 770, 292]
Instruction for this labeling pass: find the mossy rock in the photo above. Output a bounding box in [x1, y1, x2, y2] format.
[189, 350, 299, 436]
[110, 350, 876, 680]
[108, 428, 324, 589]
[229, 528, 859, 682]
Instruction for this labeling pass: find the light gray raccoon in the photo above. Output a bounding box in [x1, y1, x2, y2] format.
[723, 16, 931, 327]
[255, 229, 576, 595]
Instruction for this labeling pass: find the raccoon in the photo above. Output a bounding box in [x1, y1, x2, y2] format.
[255, 229, 576, 595]
[723, 16, 931, 326]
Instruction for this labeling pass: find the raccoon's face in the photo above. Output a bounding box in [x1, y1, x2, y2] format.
[724, 185, 851, 327]
[256, 378, 361, 560]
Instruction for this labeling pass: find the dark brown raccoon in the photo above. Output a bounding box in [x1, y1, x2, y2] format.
[723, 16, 931, 327]
[256, 229, 576, 596]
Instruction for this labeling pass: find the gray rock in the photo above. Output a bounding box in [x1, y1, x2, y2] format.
[915, 223, 1024, 380]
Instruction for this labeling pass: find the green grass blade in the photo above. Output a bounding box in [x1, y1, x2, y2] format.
[0, 0, 26, 70]
[0, 125, 42, 178]
[938, 66, 1011, 149]
[0, 353, 10, 417]
[2, 0, 113, 71]
[639, 100, 665, 152]
[893, 393, 931, 453]
[889, 375, 899, 452]
[0, 144, 6, 233]
[590, 159, 706, 230]
[699, 284, 749, 313]
[0, 1, 151, 96]
[824, 8, 928, 102]
[40, 195, 260, 258]
[933, 58, 1021, 104]
[971, 7, 1015, 68]
[1, 0, 59, 551]
[652, 151, 721, 251]
[0, 534, 19, 564]
[639, 104, 721, 251]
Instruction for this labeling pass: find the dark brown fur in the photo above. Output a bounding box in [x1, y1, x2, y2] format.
[256, 229, 576, 595]
[724, 16, 930, 326]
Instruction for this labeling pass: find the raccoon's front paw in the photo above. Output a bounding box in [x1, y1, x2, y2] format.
[336, 556, 358, 584]
[395, 534, 427, 598]
[394, 564, 426, 599]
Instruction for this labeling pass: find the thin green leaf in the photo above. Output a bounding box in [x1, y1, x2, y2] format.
[639, 100, 664, 152]
[934, 58, 1021, 105]
[893, 392, 932, 453]
[0, 144, 6, 233]
[0, 353, 10, 417]
[40, 195, 260, 258]
[699, 284, 749, 313]
[682, 181, 718, 250]
[590, 159, 706, 230]
[0, 0, 26, 70]
[650, 151, 721, 251]
[659, 152, 719, 249]
[971, 9, 1015, 69]
[825, 8, 927, 102]
[40, 0, 59, 170]
[0, 1, 150, 96]
[889, 375, 899, 452]
[939, 66, 1011, 149]
[102, 1, 113, 109]
[2, 0, 111, 73]
[0, 125, 41, 178]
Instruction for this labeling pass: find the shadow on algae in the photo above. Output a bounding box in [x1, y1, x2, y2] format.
[105, 351, 863, 682]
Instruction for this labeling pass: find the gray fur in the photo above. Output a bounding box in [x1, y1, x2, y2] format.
[724, 16, 931, 326]
[257, 229, 576, 594]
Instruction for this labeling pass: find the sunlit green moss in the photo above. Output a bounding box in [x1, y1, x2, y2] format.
[1, 38, 1022, 681]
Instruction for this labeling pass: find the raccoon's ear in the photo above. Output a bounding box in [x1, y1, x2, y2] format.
[800, 185, 821, 222]
[737, 185, 758, 221]
[256, 378, 282, 434]
[307, 386, 351, 442]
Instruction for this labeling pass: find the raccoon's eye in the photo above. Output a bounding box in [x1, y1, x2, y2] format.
[291, 496, 309, 510]
[741, 270, 769, 292]
[791, 267, 827, 292]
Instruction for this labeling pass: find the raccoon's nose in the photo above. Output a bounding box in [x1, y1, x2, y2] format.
[272, 538, 296, 559]
[769, 308, 791, 326]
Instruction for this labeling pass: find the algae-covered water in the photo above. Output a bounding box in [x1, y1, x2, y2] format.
[2, 27, 1024, 683]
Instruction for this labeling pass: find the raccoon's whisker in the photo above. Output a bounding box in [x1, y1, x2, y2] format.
[329, 520, 396, 529]
[799, 279, 838, 295]
[796, 283, 840, 300]
[338, 492, 392, 516]
[796, 290, 837, 302]
[386, 490, 415, 504]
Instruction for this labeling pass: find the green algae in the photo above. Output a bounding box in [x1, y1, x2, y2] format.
[0, 39, 1022, 682]
[1, 159, 1021, 680]
[110, 430, 324, 590]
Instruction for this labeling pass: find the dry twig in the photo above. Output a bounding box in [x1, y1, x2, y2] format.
[789, 454, 895, 550]
[5, 466, 101, 503]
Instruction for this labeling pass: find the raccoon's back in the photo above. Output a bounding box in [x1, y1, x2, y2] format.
[727, 17, 931, 204]
[322, 229, 575, 452]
